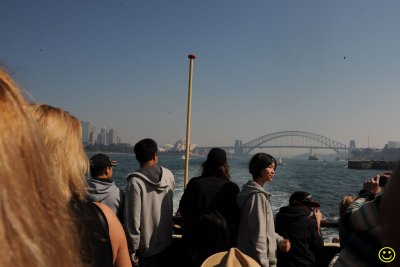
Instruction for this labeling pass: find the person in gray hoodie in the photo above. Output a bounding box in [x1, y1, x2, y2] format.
[124, 138, 175, 267]
[237, 153, 290, 267]
[87, 153, 125, 221]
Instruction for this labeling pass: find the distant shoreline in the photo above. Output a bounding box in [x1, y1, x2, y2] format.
[85, 151, 134, 155]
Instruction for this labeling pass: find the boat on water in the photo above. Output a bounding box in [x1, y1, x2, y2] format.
[309, 155, 319, 160]
[277, 150, 285, 165]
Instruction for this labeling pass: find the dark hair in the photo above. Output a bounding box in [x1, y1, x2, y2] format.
[89, 153, 112, 177]
[201, 148, 230, 179]
[194, 209, 230, 265]
[134, 138, 158, 163]
[201, 162, 231, 180]
[248, 153, 276, 179]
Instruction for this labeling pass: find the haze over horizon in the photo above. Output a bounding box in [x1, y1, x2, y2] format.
[2, 0, 400, 151]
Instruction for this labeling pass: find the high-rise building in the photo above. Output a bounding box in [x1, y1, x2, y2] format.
[81, 121, 90, 144]
[82, 121, 122, 145]
[100, 127, 107, 145]
[81, 121, 96, 145]
[349, 140, 356, 150]
[107, 129, 117, 145]
[88, 124, 96, 145]
[387, 141, 400, 149]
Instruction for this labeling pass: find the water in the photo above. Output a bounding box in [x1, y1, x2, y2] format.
[87, 152, 383, 242]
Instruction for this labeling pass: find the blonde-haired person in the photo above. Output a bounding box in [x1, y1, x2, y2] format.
[32, 104, 131, 267]
[338, 195, 355, 249]
[0, 69, 83, 267]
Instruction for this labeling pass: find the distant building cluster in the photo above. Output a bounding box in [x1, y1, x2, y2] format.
[158, 139, 197, 153]
[81, 121, 121, 145]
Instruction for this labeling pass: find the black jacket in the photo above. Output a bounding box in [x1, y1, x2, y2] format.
[179, 175, 240, 267]
[275, 205, 323, 267]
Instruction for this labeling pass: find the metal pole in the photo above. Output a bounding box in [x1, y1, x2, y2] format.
[184, 54, 196, 188]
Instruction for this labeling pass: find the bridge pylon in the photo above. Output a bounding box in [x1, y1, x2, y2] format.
[234, 140, 243, 155]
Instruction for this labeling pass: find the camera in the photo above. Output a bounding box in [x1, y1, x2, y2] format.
[379, 175, 390, 187]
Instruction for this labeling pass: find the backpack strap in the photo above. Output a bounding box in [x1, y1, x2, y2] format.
[89, 202, 114, 267]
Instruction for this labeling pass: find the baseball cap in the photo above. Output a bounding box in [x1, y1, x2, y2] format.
[289, 191, 320, 208]
[89, 153, 118, 175]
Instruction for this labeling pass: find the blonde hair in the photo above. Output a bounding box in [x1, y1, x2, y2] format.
[31, 104, 88, 201]
[339, 195, 355, 217]
[0, 69, 84, 267]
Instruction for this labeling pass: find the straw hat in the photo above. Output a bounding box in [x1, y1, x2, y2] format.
[201, 248, 261, 267]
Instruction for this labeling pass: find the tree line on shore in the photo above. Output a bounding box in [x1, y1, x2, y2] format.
[84, 144, 134, 153]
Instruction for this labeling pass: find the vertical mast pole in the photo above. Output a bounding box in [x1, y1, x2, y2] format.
[184, 54, 196, 188]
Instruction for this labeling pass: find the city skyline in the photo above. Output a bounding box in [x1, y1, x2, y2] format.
[2, 1, 400, 150]
[81, 121, 121, 145]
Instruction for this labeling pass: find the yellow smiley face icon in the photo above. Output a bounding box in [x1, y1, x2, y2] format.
[378, 247, 396, 263]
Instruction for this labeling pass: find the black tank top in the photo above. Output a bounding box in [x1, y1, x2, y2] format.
[70, 198, 113, 267]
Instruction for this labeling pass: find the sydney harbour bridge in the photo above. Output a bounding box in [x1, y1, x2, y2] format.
[196, 130, 349, 157]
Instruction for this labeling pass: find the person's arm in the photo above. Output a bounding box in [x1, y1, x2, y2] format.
[277, 238, 291, 253]
[178, 179, 197, 222]
[309, 213, 324, 249]
[124, 179, 142, 259]
[95, 202, 132, 267]
[244, 194, 269, 267]
[380, 167, 400, 263]
[117, 189, 125, 224]
[313, 208, 323, 234]
[274, 229, 290, 253]
[342, 176, 381, 231]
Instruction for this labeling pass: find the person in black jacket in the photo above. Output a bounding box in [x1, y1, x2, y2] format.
[275, 191, 324, 267]
[178, 148, 240, 267]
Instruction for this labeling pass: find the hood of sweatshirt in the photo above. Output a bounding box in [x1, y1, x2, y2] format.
[276, 205, 312, 222]
[236, 180, 271, 209]
[86, 178, 118, 202]
[127, 165, 171, 192]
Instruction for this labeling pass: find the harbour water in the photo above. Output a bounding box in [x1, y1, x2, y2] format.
[87, 152, 384, 242]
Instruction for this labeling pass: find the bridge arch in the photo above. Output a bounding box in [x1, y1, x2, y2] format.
[240, 131, 348, 155]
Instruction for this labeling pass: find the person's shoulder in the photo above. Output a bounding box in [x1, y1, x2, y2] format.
[225, 180, 240, 189]
[126, 172, 146, 183]
[187, 176, 204, 184]
[188, 176, 218, 189]
[160, 166, 174, 177]
[244, 189, 267, 201]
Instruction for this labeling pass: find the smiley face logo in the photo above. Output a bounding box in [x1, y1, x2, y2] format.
[378, 247, 396, 263]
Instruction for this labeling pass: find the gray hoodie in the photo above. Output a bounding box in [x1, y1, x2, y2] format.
[86, 178, 124, 218]
[124, 165, 175, 257]
[237, 180, 283, 267]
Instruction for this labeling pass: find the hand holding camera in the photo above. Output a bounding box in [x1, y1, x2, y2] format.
[313, 208, 323, 224]
[363, 175, 381, 195]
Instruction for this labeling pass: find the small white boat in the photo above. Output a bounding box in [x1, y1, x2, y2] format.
[277, 151, 285, 165]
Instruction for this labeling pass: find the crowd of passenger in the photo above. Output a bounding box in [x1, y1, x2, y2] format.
[1, 68, 399, 267]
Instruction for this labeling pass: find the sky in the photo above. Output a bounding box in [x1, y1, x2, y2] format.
[1, 0, 400, 152]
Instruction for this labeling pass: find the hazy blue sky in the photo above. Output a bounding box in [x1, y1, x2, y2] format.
[2, 0, 400, 151]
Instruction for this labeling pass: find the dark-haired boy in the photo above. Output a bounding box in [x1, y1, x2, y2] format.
[124, 138, 175, 267]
